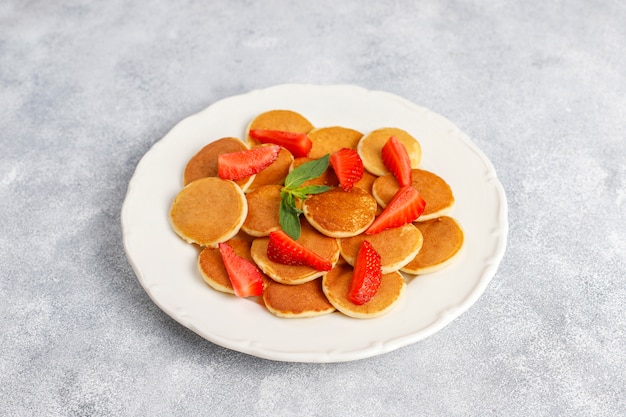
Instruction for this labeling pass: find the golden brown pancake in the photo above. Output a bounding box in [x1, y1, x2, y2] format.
[322, 264, 405, 319]
[246, 147, 294, 192]
[290, 157, 339, 187]
[183, 137, 254, 190]
[352, 169, 378, 195]
[250, 220, 340, 285]
[241, 184, 282, 237]
[263, 278, 335, 318]
[246, 109, 314, 147]
[401, 216, 464, 275]
[198, 238, 270, 294]
[169, 177, 247, 247]
[357, 127, 422, 176]
[338, 224, 423, 273]
[307, 126, 363, 159]
[302, 187, 378, 238]
[231, 228, 256, 243]
[372, 169, 455, 221]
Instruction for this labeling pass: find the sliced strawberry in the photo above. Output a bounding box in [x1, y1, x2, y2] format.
[348, 241, 382, 305]
[330, 148, 364, 191]
[267, 230, 332, 271]
[365, 186, 426, 234]
[218, 242, 264, 297]
[382, 136, 412, 187]
[218, 144, 280, 181]
[249, 129, 312, 158]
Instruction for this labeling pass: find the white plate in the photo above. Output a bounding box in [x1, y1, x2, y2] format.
[121, 84, 508, 363]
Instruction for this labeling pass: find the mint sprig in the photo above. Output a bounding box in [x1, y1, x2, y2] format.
[280, 154, 331, 239]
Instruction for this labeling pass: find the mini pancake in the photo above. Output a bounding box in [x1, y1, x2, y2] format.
[357, 127, 421, 176]
[183, 137, 254, 190]
[263, 278, 335, 318]
[231, 228, 256, 243]
[251, 220, 340, 285]
[307, 126, 363, 159]
[338, 224, 423, 274]
[291, 157, 339, 187]
[246, 109, 314, 147]
[303, 187, 378, 238]
[242, 184, 282, 237]
[198, 238, 270, 294]
[169, 177, 247, 247]
[372, 169, 455, 221]
[322, 264, 405, 319]
[246, 148, 294, 192]
[353, 169, 378, 195]
[401, 216, 464, 275]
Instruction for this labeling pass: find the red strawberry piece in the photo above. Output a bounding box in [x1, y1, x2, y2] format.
[347, 240, 382, 305]
[248, 129, 312, 158]
[218, 144, 280, 181]
[365, 186, 426, 235]
[218, 242, 264, 297]
[330, 148, 364, 191]
[267, 230, 332, 271]
[381, 136, 412, 187]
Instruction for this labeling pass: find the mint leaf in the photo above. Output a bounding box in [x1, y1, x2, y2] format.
[285, 191, 302, 214]
[290, 189, 308, 201]
[279, 192, 302, 240]
[296, 185, 331, 195]
[284, 154, 330, 189]
[279, 154, 331, 240]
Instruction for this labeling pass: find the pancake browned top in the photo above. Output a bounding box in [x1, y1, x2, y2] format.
[246, 148, 294, 192]
[242, 184, 282, 237]
[169, 177, 247, 248]
[183, 137, 253, 190]
[401, 216, 464, 275]
[303, 187, 378, 238]
[198, 238, 270, 294]
[250, 220, 340, 285]
[246, 109, 314, 147]
[372, 169, 455, 221]
[263, 278, 335, 318]
[339, 224, 423, 273]
[322, 264, 405, 319]
[307, 126, 363, 159]
[357, 127, 421, 176]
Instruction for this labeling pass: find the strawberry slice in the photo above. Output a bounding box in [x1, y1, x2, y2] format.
[330, 148, 364, 191]
[381, 136, 412, 187]
[218, 144, 280, 181]
[249, 129, 312, 158]
[218, 242, 264, 297]
[267, 230, 332, 271]
[365, 186, 426, 234]
[348, 241, 382, 305]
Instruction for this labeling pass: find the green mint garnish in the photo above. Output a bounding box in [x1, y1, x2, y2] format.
[280, 154, 331, 239]
[284, 155, 330, 189]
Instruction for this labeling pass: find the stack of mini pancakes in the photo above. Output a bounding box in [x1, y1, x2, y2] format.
[169, 110, 464, 319]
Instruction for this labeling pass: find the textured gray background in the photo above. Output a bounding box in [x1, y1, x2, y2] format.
[2, 1, 625, 416]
